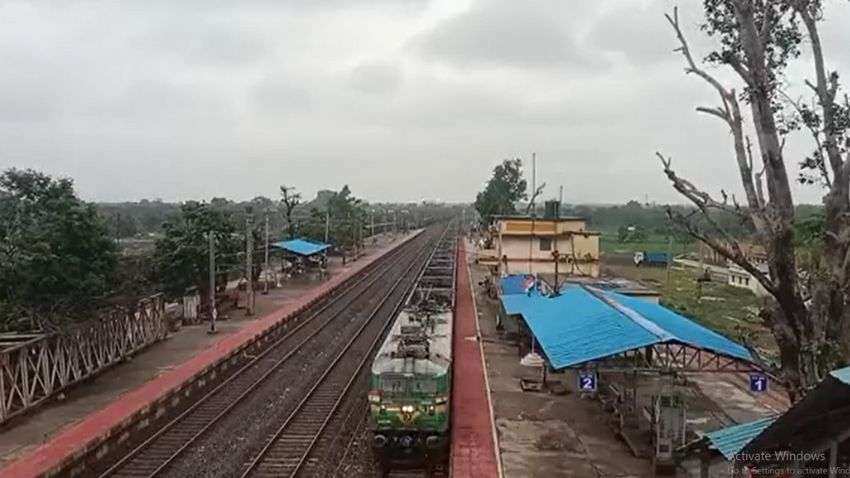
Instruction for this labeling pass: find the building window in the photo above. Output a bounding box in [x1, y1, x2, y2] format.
[540, 237, 552, 251]
[745, 278, 750, 286]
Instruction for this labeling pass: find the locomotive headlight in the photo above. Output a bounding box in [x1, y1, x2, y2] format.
[368, 390, 382, 404]
[428, 405, 435, 415]
[401, 405, 415, 413]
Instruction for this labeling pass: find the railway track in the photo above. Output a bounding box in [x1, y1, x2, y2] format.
[332, 403, 448, 478]
[97, 229, 442, 478]
[241, 227, 451, 478]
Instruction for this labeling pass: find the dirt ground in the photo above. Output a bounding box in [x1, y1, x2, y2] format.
[0, 232, 409, 466]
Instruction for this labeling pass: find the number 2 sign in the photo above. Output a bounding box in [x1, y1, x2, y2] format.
[578, 371, 597, 392]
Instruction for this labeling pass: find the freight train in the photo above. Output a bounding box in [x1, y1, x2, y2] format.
[368, 230, 456, 476]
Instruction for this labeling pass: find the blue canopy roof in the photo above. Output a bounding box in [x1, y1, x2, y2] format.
[271, 238, 330, 257]
[704, 416, 777, 460]
[499, 277, 754, 369]
[743, 365, 850, 459]
[500, 274, 534, 295]
[830, 365, 850, 384]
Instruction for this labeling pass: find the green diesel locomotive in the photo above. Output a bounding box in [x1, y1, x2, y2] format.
[369, 233, 455, 474]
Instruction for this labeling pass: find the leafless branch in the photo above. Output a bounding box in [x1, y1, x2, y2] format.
[696, 106, 732, 124]
[666, 7, 735, 119]
[794, 2, 845, 176]
[665, 207, 776, 295]
[525, 182, 547, 215]
[657, 152, 747, 221]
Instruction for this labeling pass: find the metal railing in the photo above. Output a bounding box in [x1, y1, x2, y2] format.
[0, 295, 167, 425]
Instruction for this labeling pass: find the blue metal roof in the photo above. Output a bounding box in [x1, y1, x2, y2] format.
[271, 238, 330, 256]
[602, 291, 753, 362]
[500, 275, 533, 296]
[829, 365, 850, 384]
[500, 282, 754, 369]
[704, 416, 777, 460]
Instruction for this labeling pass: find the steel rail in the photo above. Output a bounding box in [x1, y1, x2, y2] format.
[99, 233, 428, 478]
[241, 227, 448, 478]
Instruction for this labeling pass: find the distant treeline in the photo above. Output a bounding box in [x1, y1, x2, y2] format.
[560, 201, 823, 238]
[96, 193, 467, 241]
[100, 198, 823, 241]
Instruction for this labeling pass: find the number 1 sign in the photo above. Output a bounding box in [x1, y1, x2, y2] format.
[749, 373, 768, 393]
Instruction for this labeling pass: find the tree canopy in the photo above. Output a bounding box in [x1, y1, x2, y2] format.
[660, 1, 850, 398]
[280, 185, 302, 239]
[153, 201, 241, 299]
[474, 159, 528, 224]
[0, 169, 117, 328]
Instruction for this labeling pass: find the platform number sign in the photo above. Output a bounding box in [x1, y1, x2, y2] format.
[578, 371, 597, 392]
[749, 373, 769, 393]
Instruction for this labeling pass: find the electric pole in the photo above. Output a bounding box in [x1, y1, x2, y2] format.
[263, 214, 270, 295]
[559, 185, 564, 214]
[324, 210, 330, 244]
[208, 232, 217, 334]
[666, 234, 673, 289]
[246, 210, 255, 316]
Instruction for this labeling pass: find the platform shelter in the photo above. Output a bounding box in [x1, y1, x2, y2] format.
[497, 274, 767, 472]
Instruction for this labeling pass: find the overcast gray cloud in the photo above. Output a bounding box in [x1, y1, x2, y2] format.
[0, 0, 849, 206]
[410, 0, 606, 70]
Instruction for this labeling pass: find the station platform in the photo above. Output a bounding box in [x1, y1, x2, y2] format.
[450, 239, 501, 477]
[0, 232, 416, 478]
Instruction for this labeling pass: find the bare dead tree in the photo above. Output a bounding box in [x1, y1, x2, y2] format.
[279, 185, 302, 239]
[660, 1, 849, 400]
[525, 182, 547, 215]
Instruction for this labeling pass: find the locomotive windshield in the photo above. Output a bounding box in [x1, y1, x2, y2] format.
[380, 376, 437, 395]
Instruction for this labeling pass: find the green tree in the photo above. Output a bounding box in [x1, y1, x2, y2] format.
[660, 2, 850, 397]
[474, 158, 528, 224]
[0, 169, 118, 328]
[279, 185, 302, 239]
[154, 201, 240, 299]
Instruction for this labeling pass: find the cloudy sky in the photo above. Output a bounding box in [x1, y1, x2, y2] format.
[1, 0, 849, 205]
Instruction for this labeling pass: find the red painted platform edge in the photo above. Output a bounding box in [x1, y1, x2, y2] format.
[0, 233, 419, 478]
[450, 239, 500, 478]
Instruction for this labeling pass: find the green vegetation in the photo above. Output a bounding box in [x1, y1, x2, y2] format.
[474, 158, 527, 224]
[602, 262, 775, 359]
[600, 235, 696, 256]
[0, 169, 118, 330]
[153, 201, 242, 300]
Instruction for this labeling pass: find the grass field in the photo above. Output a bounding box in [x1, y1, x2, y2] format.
[599, 233, 697, 257]
[601, 257, 777, 362]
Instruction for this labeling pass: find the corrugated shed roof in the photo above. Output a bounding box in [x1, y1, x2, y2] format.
[271, 238, 330, 256]
[500, 283, 754, 369]
[500, 274, 533, 296]
[829, 365, 850, 384]
[603, 291, 753, 362]
[743, 366, 850, 460]
[704, 416, 777, 460]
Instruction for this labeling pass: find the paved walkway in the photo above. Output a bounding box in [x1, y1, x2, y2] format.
[0, 232, 416, 478]
[450, 239, 501, 477]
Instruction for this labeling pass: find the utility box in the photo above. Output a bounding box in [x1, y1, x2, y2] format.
[654, 393, 686, 474]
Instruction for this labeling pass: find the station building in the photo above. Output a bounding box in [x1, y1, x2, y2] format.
[488, 209, 601, 278]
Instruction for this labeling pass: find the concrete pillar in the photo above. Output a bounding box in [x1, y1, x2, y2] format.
[622, 372, 639, 429]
